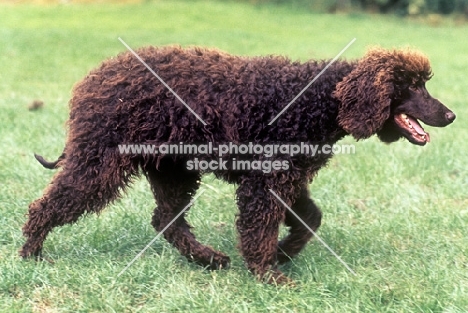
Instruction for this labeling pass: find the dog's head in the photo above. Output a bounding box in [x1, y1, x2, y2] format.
[334, 47, 455, 146]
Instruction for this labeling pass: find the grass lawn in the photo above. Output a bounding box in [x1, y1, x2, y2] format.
[1, 1, 467, 312]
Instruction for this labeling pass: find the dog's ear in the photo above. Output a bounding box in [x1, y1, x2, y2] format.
[334, 48, 395, 140]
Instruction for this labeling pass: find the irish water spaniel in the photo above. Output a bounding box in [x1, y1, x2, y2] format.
[21, 46, 455, 284]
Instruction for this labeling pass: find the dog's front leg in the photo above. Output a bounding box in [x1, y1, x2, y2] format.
[235, 177, 293, 285]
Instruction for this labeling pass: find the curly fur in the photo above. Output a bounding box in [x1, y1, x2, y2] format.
[20, 46, 455, 284]
[334, 47, 433, 139]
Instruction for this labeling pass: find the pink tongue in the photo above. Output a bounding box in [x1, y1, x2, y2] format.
[408, 116, 426, 135]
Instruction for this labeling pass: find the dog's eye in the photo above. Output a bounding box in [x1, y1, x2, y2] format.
[409, 85, 418, 92]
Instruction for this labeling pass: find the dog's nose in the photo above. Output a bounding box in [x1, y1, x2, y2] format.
[445, 112, 456, 122]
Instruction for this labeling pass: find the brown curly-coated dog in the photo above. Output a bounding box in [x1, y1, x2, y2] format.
[21, 46, 455, 284]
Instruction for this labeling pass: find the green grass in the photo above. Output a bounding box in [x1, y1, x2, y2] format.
[1, 1, 467, 312]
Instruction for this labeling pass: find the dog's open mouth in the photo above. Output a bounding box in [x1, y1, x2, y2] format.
[394, 113, 430, 145]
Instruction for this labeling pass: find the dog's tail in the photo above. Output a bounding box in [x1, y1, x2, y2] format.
[34, 153, 65, 169]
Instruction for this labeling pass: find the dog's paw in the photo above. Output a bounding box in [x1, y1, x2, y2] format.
[207, 253, 231, 270]
[19, 245, 42, 260]
[188, 251, 231, 270]
[261, 269, 296, 287]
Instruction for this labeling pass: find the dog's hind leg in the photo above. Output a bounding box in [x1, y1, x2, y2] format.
[276, 186, 322, 264]
[144, 159, 230, 270]
[20, 151, 137, 258]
